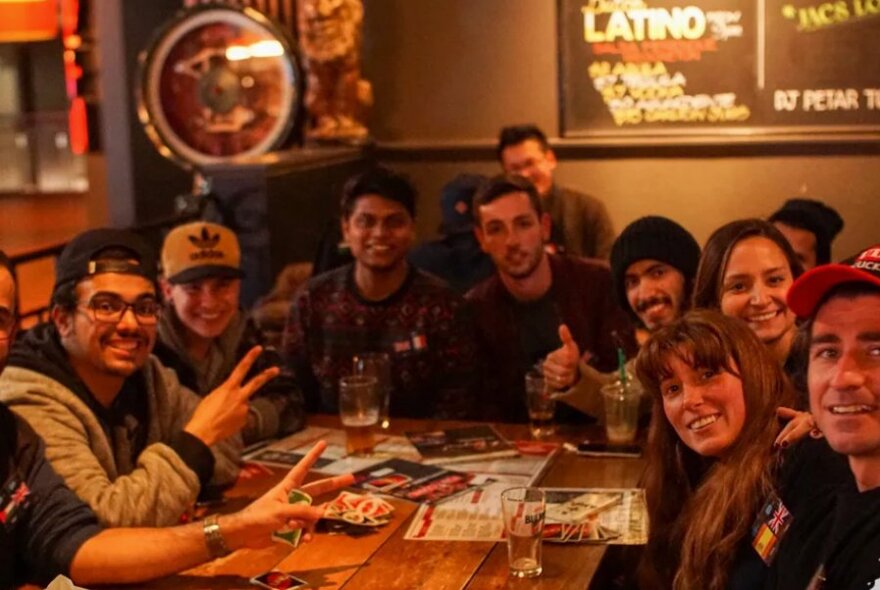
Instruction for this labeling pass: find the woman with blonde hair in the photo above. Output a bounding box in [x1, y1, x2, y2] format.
[634, 310, 845, 590]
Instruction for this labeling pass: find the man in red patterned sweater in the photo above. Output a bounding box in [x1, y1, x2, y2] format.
[284, 167, 478, 419]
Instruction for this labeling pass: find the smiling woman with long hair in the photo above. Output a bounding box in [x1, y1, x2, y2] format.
[635, 310, 796, 590]
[692, 220, 804, 369]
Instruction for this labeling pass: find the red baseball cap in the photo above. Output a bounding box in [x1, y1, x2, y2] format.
[787, 244, 880, 318]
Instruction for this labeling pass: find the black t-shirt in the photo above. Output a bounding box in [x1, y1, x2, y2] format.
[511, 292, 590, 424]
[513, 291, 562, 372]
[0, 404, 101, 587]
[767, 473, 880, 589]
[727, 438, 849, 589]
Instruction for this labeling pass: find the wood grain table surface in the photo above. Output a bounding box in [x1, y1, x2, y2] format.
[114, 415, 646, 590]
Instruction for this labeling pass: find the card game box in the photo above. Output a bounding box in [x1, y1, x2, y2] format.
[351, 458, 491, 504]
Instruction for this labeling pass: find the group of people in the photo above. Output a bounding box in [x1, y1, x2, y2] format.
[0, 236, 352, 586]
[0, 120, 873, 589]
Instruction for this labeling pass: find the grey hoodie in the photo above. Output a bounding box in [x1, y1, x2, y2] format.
[0, 324, 241, 528]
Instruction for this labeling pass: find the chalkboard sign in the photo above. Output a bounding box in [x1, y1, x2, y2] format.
[559, 0, 880, 142]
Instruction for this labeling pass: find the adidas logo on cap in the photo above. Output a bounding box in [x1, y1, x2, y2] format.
[161, 222, 243, 284]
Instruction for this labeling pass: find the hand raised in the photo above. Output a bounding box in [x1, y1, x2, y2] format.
[185, 346, 280, 447]
[220, 441, 355, 551]
[542, 324, 581, 391]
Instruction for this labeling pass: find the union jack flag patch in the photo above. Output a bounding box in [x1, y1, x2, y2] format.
[750, 491, 793, 565]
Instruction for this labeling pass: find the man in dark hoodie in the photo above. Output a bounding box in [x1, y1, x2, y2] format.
[769, 197, 844, 270]
[0, 248, 353, 588]
[0, 229, 274, 528]
[155, 221, 305, 445]
[408, 173, 495, 294]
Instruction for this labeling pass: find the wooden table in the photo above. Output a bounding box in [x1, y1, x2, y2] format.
[131, 416, 645, 590]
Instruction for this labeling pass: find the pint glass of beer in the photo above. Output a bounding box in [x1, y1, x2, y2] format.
[352, 352, 392, 429]
[525, 371, 556, 439]
[339, 375, 380, 456]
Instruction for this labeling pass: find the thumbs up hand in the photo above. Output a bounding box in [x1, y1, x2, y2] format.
[542, 324, 581, 392]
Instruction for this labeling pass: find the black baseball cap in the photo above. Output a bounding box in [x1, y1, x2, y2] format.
[53, 228, 158, 294]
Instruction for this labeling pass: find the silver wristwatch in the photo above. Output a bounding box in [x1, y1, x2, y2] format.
[203, 514, 232, 558]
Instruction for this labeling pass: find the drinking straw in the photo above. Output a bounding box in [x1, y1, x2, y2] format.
[611, 331, 628, 386]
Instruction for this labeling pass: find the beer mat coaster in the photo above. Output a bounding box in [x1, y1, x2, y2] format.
[322, 491, 394, 527]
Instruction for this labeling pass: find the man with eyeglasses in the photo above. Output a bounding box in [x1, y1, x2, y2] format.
[0, 248, 353, 587]
[0, 229, 275, 528]
[155, 221, 305, 445]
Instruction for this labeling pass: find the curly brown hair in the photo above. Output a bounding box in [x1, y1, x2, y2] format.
[635, 310, 795, 590]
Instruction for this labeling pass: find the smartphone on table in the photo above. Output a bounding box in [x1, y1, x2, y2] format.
[576, 441, 642, 458]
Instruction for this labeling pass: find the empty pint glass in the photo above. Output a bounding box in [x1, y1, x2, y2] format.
[339, 375, 379, 456]
[501, 487, 545, 578]
[353, 352, 392, 429]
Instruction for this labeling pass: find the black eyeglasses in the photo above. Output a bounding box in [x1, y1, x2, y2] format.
[78, 294, 161, 325]
[0, 307, 14, 341]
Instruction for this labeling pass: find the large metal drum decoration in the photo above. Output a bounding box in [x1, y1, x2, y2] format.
[138, 4, 300, 169]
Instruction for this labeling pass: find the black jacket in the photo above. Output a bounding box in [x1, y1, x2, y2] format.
[409, 232, 495, 295]
[767, 461, 880, 589]
[0, 403, 101, 587]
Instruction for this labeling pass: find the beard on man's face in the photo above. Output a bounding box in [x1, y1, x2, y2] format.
[497, 245, 543, 280]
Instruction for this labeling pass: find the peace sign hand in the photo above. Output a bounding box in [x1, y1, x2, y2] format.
[221, 441, 355, 551]
[184, 346, 280, 447]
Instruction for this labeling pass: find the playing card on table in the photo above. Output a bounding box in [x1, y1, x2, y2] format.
[250, 570, 309, 589]
[323, 491, 394, 527]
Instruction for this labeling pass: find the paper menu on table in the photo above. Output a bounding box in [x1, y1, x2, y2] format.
[404, 486, 647, 544]
[404, 481, 509, 541]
